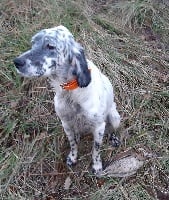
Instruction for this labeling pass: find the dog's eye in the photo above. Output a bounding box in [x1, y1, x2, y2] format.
[46, 44, 55, 50]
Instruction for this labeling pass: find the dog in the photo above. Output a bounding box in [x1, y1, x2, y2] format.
[13, 25, 120, 175]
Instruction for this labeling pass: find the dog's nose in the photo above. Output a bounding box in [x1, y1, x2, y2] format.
[13, 58, 25, 69]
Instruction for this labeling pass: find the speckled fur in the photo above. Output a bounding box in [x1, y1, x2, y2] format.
[13, 25, 121, 175]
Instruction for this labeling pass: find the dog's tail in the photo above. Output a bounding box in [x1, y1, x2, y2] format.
[107, 103, 121, 130]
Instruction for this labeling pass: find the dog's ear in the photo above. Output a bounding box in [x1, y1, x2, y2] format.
[71, 49, 91, 88]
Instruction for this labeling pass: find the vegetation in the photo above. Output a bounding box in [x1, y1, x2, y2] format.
[0, 0, 169, 199]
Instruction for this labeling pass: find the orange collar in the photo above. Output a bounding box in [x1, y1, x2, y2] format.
[60, 79, 79, 90]
[60, 68, 91, 90]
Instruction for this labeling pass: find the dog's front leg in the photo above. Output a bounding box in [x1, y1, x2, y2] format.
[92, 122, 106, 175]
[62, 122, 78, 166]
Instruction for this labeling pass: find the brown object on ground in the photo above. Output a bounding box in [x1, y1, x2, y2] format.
[101, 147, 153, 177]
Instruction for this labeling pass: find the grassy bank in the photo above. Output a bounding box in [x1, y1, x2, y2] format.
[0, 0, 169, 199]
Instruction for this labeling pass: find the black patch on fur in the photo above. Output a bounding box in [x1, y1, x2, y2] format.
[75, 50, 91, 88]
[94, 141, 100, 151]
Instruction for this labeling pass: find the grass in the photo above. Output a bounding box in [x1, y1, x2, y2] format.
[0, 0, 169, 199]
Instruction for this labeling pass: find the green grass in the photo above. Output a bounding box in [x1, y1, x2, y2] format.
[0, 0, 169, 199]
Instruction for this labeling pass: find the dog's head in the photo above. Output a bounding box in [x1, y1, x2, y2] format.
[13, 25, 91, 87]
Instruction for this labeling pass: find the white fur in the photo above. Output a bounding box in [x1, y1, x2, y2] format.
[51, 59, 120, 174]
[14, 25, 121, 175]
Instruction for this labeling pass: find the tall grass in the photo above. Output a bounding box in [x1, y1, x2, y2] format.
[110, 0, 169, 32]
[0, 0, 169, 199]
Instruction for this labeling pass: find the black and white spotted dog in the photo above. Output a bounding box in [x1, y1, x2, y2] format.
[13, 25, 120, 175]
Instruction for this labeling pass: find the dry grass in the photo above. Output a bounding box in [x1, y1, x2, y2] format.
[0, 0, 169, 199]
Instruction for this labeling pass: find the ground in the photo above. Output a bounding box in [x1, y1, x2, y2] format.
[0, 0, 169, 199]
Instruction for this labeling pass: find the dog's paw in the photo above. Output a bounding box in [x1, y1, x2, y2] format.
[66, 153, 77, 167]
[110, 134, 121, 147]
[92, 162, 102, 176]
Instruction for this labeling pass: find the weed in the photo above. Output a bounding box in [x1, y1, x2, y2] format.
[0, 0, 169, 199]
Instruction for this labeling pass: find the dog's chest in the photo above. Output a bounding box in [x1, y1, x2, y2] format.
[54, 94, 96, 133]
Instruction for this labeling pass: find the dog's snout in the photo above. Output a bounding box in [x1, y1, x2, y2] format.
[13, 58, 25, 69]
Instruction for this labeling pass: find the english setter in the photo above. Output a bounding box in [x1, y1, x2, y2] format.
[13, 25, 120, 175]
